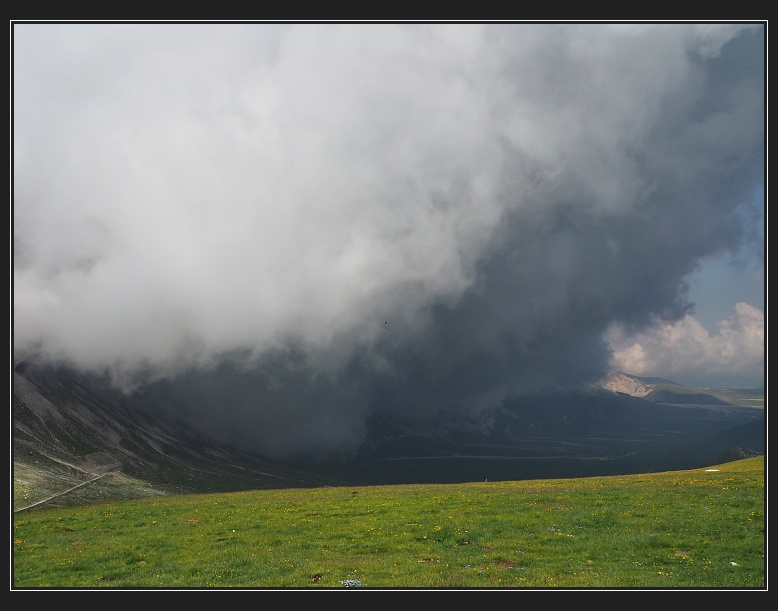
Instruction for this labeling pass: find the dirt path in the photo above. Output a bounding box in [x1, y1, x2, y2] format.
[14, 471, 115, 513]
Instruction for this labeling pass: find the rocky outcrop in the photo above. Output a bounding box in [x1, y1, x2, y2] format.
[598, 370, 655, 398]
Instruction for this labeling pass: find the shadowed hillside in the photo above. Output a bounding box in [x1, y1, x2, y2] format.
[13, 363, 764, 509]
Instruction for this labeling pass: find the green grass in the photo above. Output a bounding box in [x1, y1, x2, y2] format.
[704, 387, 765, 408]
[13, 456, 764, 589]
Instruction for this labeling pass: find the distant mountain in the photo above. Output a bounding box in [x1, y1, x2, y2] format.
[599, 370, 677, 396]
[600, 370, 764, 407]
[13, 363, 764, 510]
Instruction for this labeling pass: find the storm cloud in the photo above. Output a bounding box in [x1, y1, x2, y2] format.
[13, 23, 764, 460]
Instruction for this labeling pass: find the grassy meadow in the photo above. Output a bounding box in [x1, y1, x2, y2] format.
[12, 456, 764, 589]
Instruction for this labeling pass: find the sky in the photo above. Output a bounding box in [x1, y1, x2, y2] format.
[12, 23, 765, 461]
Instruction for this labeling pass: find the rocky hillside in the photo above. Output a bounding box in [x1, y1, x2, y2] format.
[13, 362, 343, 511]
[599, 371, 665, 397]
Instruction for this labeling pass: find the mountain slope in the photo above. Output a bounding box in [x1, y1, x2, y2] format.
[600, 370, 764, 407]
[13, 363, 764, 509]
[13, 363, 343, 511]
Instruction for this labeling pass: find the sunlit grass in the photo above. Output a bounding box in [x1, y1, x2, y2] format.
[13, 456, 764, 589]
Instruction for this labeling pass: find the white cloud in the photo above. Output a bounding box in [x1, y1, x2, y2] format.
[606, 302, 764, 387]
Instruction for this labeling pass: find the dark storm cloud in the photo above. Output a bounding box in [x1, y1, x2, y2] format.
[13, 23, 764, 460]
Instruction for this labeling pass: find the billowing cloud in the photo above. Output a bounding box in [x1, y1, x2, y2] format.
[13, 23, 764, 460]
[607, 302, 764, 388]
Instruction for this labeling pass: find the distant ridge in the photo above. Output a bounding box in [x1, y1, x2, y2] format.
[628, 374, 682, 386]
[598, 371, 761, 407]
